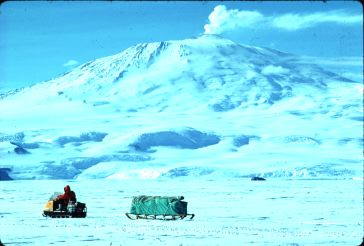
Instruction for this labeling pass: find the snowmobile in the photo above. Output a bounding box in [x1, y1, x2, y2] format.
[42, 192, 87, 218]
[125, 195, 194, 220]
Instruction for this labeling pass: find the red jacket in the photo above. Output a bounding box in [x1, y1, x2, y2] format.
[57, 185, 76, 205]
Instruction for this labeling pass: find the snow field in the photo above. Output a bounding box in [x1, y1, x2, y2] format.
[0, 178, 362, 245]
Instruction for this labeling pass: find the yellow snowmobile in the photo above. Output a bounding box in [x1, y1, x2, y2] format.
[42, 192, 87, 218]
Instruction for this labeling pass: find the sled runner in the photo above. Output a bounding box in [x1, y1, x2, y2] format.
[42, 192, 87, 218]
[125, 213, 195, 220]
[125, 195, 194, 220]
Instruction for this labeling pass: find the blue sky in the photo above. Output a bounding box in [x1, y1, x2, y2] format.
[0, 1, 362, 91]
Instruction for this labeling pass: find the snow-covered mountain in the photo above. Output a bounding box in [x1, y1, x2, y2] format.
[0, 34, 362, 180]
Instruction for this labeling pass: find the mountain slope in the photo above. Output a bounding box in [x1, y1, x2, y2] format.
[0, 35, 362, 180]
[8, 34, 353, 112]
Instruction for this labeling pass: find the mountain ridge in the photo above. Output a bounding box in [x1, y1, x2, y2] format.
[5, 34, 355, 114]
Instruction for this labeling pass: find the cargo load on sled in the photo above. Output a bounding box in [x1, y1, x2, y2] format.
[125, 195, 194, 220]
[42, 192, 87, 218]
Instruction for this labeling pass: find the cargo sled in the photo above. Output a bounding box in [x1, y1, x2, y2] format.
[125, 195, 194, 220]
[42, 192, 87, 218]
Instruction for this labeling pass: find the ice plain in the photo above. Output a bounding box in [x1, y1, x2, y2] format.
[0, 178, 363, 245]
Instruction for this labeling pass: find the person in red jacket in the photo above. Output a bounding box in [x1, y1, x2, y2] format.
[54, 185, 77, 210]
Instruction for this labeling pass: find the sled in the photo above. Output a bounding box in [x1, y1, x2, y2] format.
[125, 195, 194, 220]
[42, 192, 87, 218]
[125, 212, 194, 220]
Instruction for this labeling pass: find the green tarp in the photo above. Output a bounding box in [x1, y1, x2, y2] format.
[130, 196, 187, 215]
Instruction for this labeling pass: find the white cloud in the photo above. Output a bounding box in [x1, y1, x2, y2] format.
[299, 56, 363, 67]
[340, 71, 363, 82]
[261, 65, 289, 75]
[296, 56, 363, 82]
[63, 59, 79, 67]
[204, 5, 264, 34]
[272, 10, 363, 31]
[204, 5, 362, 34]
